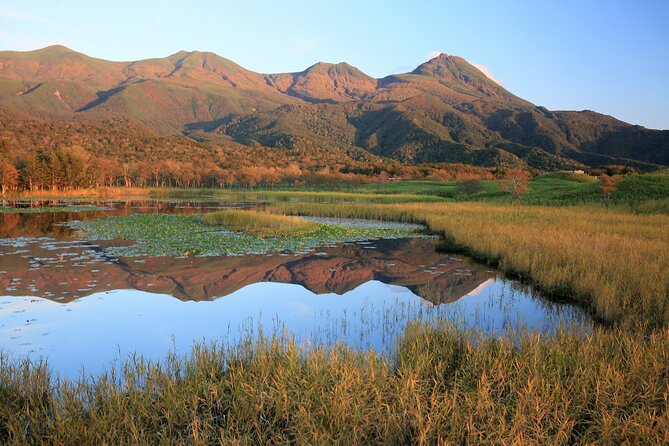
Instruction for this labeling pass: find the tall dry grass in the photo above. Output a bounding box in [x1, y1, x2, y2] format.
[269, 202, 669, 327]
[201, 209, 318, 237]
[1, 325, 667, 445]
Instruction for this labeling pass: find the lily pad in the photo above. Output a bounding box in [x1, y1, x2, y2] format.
[67, 213, 428, 257]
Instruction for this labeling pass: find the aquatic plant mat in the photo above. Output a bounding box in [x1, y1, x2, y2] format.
[67, 213, 427, 256]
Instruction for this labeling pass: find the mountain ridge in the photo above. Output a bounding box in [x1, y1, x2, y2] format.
[1, 45, 667, 171]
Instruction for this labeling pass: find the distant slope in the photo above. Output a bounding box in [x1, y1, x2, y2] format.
[0, 46, 666, 170]
[266, 62, 377, 102]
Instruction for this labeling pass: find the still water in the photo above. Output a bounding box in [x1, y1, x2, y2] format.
[0, 200, 587, 379]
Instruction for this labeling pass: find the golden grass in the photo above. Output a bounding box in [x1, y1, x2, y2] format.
[268, 202, 669, 327]
[4, 187, 446, 204]
[1, 324, 667, 445]
[4, 186, 154, 199]
[201, 209, 318, 237]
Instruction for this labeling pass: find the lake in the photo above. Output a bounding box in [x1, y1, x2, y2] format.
[0, 199, 588, 379]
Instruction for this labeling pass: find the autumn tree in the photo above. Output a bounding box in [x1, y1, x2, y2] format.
[0, 161, 19, 194]
[499, 169, 531, 204]
[599, 174, 623, 208]
[378, 171, 389, 192]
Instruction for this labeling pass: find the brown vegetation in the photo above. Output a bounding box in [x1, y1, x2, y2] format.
[0, 115, 509, 192]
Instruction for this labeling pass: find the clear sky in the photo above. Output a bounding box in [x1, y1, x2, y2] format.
[1, 0, 668, 129]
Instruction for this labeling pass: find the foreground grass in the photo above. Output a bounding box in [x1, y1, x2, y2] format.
[270, 202, 669, 327]
[1, 324, 667, 445]
[201, 210, 317, 237]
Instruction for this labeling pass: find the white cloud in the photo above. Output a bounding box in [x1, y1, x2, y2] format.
[472, 63, 504, 86]
[425, 50, 442, 61]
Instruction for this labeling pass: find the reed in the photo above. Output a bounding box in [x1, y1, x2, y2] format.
[268, 201, 669, 327]
[1, 324, 667, 445]
[202, 209, 318, 237]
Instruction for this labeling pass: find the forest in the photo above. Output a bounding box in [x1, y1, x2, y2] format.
[0, 117, 526, 192]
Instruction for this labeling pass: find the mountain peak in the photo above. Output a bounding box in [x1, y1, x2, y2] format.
[305, 61, 357, 73]
[0, 44, 125, 88]
[411, 53, 465, 76]
[38, 44, 75, 53]
[169, 50, 191, 58]
[265, 61, 376, 102]
[429, 52, 452, 61]
[20, 44, 84, 59]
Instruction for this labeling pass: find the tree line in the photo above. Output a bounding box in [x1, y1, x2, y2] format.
[1, 145, 512, 193]
[0, 117, 515, 193]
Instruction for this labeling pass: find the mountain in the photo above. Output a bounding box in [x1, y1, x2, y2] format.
[1, 45, 667, 171]
[266, 62, 377, 103]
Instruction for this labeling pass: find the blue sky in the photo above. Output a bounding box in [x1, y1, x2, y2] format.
[1, 0, 668, 129]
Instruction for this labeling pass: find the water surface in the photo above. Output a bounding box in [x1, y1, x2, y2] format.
[0, 200, 588, 379]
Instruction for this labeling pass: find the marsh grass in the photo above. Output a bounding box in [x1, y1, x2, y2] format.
[0, 204, 106, 213]
[269, 201, 669, 327]
[202, 209, 318, 237]
[1, 324, 667, 445]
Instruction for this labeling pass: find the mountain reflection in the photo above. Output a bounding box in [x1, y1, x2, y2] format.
[0, 237, 492, 306]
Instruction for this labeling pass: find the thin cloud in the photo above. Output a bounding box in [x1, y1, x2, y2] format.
[472, 63, 504, 86]
[0, 7, 50, 24]
[425, 50, 442, 61]
[390, 65, 414, 74]
[0, 31, 57, 51]
[290, 37, 321, 55]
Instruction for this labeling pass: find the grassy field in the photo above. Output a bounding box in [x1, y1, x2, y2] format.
[1, 324, 667, 445]
[4, 171, 668, 211]
[353, 172, 669, 208]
